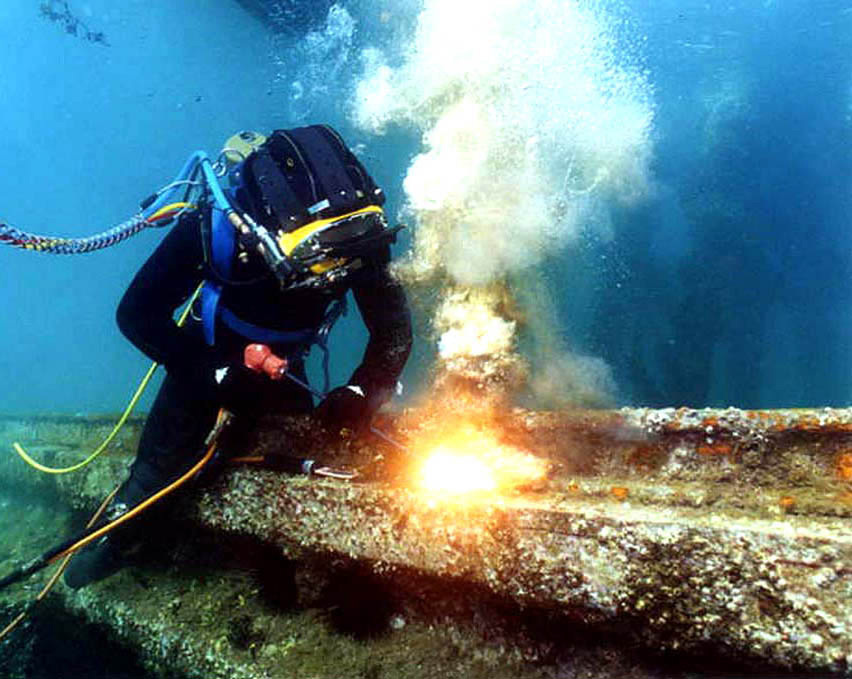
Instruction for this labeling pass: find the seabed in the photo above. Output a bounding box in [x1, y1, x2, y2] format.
[1, 406, 850, 678]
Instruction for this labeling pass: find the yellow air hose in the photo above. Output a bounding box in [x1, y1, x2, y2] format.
[51, 408, 227, 561]
[0, 408, 229, 641]
[0, 486, 118, 642]
[12, 281, 205, 474]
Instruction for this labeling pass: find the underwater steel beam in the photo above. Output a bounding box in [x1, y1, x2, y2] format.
[1, 407, 851, 675]
[195, 469, 851, 673]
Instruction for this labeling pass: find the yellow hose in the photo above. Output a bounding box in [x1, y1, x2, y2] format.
[147, 202, 195, 223]
[0, 408, 229, 641]
[12, 281, 205, 474]
[50, 409, 227, 562]
[0, 486, 118, 642]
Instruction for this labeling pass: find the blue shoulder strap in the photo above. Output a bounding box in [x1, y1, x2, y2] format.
[198, 200, 348, 395]
[201, 207, 236, 346]
[200, 203, 335, 351]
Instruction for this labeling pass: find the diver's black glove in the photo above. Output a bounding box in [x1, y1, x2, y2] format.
[214, 364, 266, 413]
[315, 385, 372, 435]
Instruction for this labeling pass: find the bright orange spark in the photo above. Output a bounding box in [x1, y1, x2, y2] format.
[414, 425, 547, 497]
[419, 447, 498, 493]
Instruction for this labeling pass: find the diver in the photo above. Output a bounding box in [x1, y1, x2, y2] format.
[63, 125, 413, 589]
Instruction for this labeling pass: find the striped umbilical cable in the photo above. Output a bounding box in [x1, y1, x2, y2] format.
[0, 202, 192, 255]
[0, 150, 220, 255]
[0, 213, 149, 254]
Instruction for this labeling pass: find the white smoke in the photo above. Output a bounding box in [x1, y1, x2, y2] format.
[352, 0, 655, 404]
[353, 0, 655, 279]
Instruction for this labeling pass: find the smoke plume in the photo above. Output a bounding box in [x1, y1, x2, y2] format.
[352, 0, 655, 406]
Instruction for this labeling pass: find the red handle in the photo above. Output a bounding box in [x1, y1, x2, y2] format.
[244, 344, 288, 380]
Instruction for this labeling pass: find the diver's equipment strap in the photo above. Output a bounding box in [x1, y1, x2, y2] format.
[217, 303, 337, 395]
[201, 282, 222, 346]
[287, 126, 359, 215]
[218, 307, 316, 347]
[202, 283, 317, 348]
[200, 208, 237, 346]
[251, 148, 308, 228]
[204, 293, 346, 395]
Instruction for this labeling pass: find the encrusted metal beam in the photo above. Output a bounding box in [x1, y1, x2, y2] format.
[1, 407, 850, 676]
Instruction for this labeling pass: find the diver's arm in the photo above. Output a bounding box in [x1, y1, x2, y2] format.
[116, 212, 210, 380]
[348, 249, 413, 407]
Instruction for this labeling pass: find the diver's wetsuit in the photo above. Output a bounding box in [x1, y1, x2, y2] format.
[63, 210, 411, 588]
[119, 209, 412, 496]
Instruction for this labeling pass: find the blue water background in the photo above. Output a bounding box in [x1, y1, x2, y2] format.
[0, 0, 418, 415]
[584, 0, 852, 407]
[0, 0, 850, 413]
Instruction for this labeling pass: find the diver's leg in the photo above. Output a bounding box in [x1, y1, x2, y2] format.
[121, 372, 219, 504]
[64, 373, 219, 589]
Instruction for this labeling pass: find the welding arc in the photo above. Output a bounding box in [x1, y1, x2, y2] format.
[0, 409, 229, 593]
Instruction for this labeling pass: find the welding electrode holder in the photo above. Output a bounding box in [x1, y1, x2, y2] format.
[243, 343, 288, 380]
[240, 342, 406, 476]
[252, 448, 358, 480]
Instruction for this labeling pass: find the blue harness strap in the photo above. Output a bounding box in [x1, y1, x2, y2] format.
[200, 203, 349, 393]
[200, 284, 221, 347]
[200, 207, 236, 346]
[216, 296, 347, 395]
[217, 307, 316, 346]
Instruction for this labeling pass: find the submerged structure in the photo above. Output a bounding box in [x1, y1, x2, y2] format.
[1, 404, 850, 678]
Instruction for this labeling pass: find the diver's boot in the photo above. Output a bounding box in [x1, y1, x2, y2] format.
[63, 499, 143, 590]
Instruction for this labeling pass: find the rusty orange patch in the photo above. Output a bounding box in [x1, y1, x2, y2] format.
[697, 443, 733, 456]
[791, 417, 821, 432]
[611, 486, 629, 501]
[837, 491, 852, 505]
[836, 452, 852, 481]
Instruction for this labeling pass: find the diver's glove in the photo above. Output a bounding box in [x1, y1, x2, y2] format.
[214, 364, 266, 413]
[315, 385, 373, 435]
